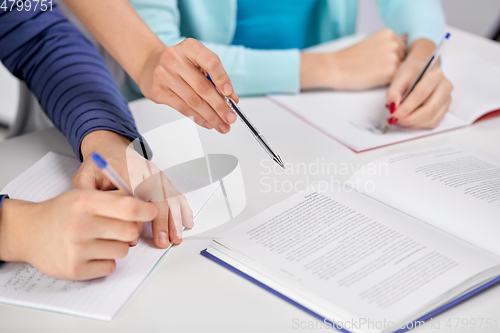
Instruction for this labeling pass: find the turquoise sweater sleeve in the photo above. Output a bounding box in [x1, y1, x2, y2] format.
[375, 0, 446, 46]
[128, 0, 300, 96]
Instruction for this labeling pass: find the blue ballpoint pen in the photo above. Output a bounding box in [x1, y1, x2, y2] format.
[207, 75, 285, 169]
[91, 153, 134, 196]
[382, 32, 451, 133]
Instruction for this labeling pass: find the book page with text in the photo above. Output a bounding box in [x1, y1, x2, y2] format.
[212, 186, 500, 331]
[349, 145, 500, 257]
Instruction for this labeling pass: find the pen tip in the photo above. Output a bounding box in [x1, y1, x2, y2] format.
[274, 156, 285, 169]
[382, 124, 390, 134]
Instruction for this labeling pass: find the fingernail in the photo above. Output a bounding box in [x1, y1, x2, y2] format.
[176, 227, 183, 240]
[388, 117, 398, 125]
[226, 111, 237, 124]
[389, 102, 396, 114]
[222, 83, 232, 96]
[385, 104, 389, 109]
[218, 123, 230, 134]
[158, 231, 168, 246]
[204, 121, 213, 129]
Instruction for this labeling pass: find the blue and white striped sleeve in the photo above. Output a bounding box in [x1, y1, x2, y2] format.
[0, 3, 141, 160]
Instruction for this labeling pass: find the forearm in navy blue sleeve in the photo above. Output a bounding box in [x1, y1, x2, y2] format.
[0, 4, 141, 159]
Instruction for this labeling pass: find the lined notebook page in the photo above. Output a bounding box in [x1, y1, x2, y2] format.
[0, 152, 219, 321]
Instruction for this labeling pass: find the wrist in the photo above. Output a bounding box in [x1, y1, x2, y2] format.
[0, 199, 36, 263]
[80, 130, 131, 161]
[137, 44, 166, 95]
[406, 38, 436, 62]
[300, 53, 335, 90]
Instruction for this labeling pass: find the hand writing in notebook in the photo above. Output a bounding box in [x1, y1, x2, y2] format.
[76, 130, 193, 248]
[386, 39, 453, 129]
[0, 190, 157, 280]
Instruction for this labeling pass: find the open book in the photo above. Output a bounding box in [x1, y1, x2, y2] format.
[269, 52, 500, 152]
[0, 152, 220, 321]
[202, 145, 500, 333]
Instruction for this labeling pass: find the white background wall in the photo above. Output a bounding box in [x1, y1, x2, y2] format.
[1, 1, 500, 129]
[357, 0, 500, 36]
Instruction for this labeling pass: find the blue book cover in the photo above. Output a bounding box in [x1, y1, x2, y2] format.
[201, 249, 500, 333]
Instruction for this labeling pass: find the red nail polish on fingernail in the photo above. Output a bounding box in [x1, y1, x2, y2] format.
[385, 104, 389, 109]
[389, 102, 396, 114]
[388, 117, 398, 125]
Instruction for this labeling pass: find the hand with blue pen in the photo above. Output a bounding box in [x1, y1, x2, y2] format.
[385, 35, 454, 130]
[74, 130, 193, 249]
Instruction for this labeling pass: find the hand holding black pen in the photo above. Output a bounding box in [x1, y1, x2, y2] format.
[207, 75, 285, 169]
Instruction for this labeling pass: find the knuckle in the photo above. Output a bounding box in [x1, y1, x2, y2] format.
[163, 90, 176, 102]
[215, 100, 230, 113]
[71, 172, 85, 188]
[205, 111, 221, 125]
[446, 80, 454, 92]
[177, 103, 193, 117]
[162, 46, 178, 62]
[382, 29, 395, 38]
[429, 68, 442, 81]
[390, 53, 400, 65]
[117, 245, 129, 259]
[67, 222, 85, 243]
[391, 41, 401, 51]
[107, 261, 117, 275]
[186, 93, 203, 109]
[66, 263, 84, 280]
[205, 54, 221, 71]
[414, 87, 427, 102]
[430, 119, 440, 128]
[195, 80, 212, 96]
[122, 197, 140, 218]
[153, 65, 166, 81]
[126, 224, 141, 240]
[148, 87, 162, 103]
[183, 37, 197, 47]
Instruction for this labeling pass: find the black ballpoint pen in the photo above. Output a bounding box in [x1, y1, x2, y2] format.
[207, 75, 285, 169]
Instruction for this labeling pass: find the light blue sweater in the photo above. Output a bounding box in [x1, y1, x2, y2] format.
[232, 0, 321, 50]
[129, 0, 446, 96]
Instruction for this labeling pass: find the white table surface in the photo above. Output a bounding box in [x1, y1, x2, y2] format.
[0, 27, 499, 332]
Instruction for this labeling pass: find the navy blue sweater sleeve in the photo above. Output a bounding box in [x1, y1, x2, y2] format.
[0, 4, 141, 159]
